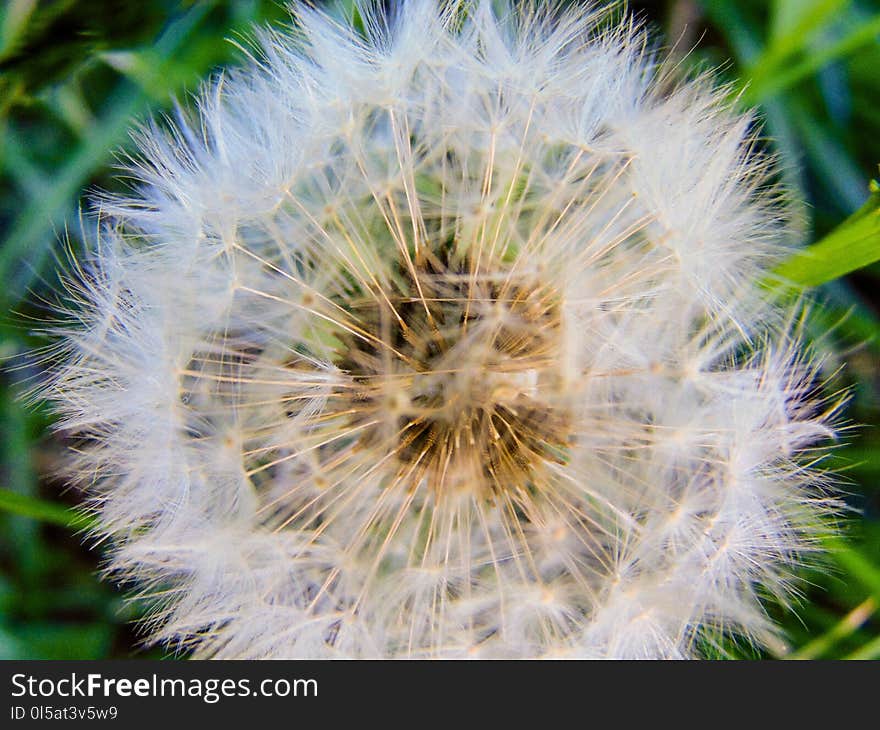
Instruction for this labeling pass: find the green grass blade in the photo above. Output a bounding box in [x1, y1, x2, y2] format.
[786, 597, 876, 659]
[0, 0, 37, 60]
[756, 0, 849, 76]
[0, 488, 94, 530]
[773, 181, 880, 288]
[770, 0, 845, 40]
[827, 537, 880, 601]
[844, 634, 880, 660]
[745, 14, 880, 104]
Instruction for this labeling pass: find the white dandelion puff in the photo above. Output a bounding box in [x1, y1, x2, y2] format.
[41, 0, 843, 658]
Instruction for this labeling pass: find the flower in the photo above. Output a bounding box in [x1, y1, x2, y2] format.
[44, 0, 841, 658]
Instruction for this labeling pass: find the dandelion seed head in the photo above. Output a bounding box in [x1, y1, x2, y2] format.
[42, 0, 843, 658]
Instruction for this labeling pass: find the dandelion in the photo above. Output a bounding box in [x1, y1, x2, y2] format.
[43, 0, 842, 658]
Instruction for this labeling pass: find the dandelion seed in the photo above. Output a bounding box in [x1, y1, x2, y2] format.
[42, 0, 842, 658]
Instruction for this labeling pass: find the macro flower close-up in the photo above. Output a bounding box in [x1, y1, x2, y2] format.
[4, 0, 880, 663]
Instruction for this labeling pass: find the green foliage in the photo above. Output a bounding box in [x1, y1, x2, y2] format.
[774, 179, 880, 288]
[0, 0, 878, 658]
[0, 488, 93, 529]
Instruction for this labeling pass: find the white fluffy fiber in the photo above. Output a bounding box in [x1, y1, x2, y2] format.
[44, 0, 841, 658]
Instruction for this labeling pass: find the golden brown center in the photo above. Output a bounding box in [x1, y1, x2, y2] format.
[333, 247, 569, 497]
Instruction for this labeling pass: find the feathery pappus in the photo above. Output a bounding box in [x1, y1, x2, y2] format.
[42, 0, 843, 658]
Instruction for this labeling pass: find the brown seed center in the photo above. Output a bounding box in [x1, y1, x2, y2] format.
[334, 248, 570, 496]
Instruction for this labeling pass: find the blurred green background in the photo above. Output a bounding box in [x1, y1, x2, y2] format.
[0, 0, 878, 659]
